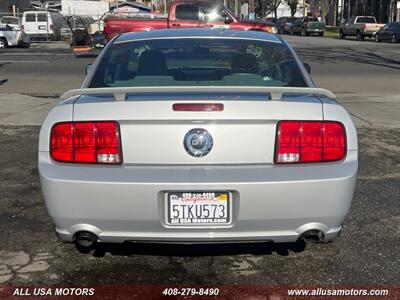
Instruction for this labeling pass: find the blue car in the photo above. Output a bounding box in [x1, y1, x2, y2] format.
[375, 22, 400, 43]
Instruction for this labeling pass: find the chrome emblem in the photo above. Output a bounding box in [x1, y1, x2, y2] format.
[184, 128, 213, 157]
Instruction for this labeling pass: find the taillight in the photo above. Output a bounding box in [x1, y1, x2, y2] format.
[275, 121, 346, 164]
[50, 121, 122, 164]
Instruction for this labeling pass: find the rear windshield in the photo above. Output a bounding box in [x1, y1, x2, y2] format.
[25, 14, 36, 22]
[1, 17, 19, 25]
[37, 14, 47, 22]
[356, 17, 376, 23]
[89, 38, 308, 88]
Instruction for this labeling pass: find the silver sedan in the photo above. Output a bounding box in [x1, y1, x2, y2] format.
[39, 29, 358, 250]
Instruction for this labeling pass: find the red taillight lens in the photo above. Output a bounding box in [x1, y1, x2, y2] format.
[323, 122, 346, 161]
[275, 121, 346, 164]
[50, 121, 121, 164]
[50, 123, 73, 162]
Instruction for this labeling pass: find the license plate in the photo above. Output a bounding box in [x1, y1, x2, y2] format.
[39, 25, 46, 30]
[167, 192, 230, 225]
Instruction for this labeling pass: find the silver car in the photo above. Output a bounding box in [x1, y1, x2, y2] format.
[39, 29, 358, 250]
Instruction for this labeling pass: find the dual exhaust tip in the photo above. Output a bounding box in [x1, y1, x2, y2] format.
[74, 229, 326, 250]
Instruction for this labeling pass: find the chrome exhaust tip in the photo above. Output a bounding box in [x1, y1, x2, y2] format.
[74, 231, 98, 249]
[299, 230, 324, 243]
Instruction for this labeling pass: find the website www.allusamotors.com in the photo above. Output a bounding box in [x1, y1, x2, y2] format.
[288, 288, 390, 297]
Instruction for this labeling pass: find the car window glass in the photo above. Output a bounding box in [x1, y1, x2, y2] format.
[175, 5, 199, 20]
[90, 38, 308, 89]
[25, 14, 36, 22]
[356, 17, 376, 23]
[200, 5, 227, 22]
[37, 14, 47, 22]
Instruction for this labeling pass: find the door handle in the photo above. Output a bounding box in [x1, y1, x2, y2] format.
[171, 23, 180, 27]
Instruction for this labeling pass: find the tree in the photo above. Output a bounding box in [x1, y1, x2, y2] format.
[255, 0, 283, 18]
[284, 0, 299, 17]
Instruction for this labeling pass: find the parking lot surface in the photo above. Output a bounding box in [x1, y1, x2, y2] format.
[0, 36, 399, 285]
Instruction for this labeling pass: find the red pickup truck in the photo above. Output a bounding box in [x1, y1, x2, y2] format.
[104, 0, 277, 40]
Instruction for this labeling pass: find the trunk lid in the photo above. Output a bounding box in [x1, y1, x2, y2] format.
[72, 93, 323, 165]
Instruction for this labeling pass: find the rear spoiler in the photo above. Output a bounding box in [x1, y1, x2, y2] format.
[60, 86, 336, 102]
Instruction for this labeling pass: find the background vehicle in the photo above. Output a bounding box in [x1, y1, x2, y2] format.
[0, 24, 30, 48]
[275, 16, 299, 34]
[103, 0, 276, 40]
[375, 22, 400, 43]
[0, 16, 21, 30]
[339, 16, 385, 40]
[290, 17, 325, 36]
[39, 29, 357, 250]
[22, 11, 62, 40]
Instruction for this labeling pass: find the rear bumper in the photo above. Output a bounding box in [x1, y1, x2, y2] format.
[39, 151, 358, 244]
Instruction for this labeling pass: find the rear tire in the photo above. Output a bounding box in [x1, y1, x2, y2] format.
[0, 38, 8, 49]
[392, 34, 398, 44]
[375, 34, 380, 42]
[339, 30, 345, 39]
[319, 32, 324, 37]
[356, 31, 364, 41]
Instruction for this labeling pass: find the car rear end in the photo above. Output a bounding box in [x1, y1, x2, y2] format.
[22, 11, 55, 40]
[305, 18, 326, 35]
[39, 30, 357, 247]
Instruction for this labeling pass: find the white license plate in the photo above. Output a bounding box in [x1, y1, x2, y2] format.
[38, 25, 46, 30]
[167, 192, 230, 225]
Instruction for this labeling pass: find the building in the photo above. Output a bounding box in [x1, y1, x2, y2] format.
[0, 0, 30, 15]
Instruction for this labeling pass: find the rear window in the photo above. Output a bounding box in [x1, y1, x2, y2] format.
[37, 14, 47, 22]
[175, 5, 199, 20]
[25, 14, 36, 22]
[356, 17, 376, 23]
[1, 17, 19, 25]
[89, 38, 308, 88]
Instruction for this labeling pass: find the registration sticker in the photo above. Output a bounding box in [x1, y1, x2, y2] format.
[167, 192, 230, 225]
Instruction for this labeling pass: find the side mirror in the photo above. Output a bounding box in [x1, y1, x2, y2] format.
[85, 64, 93, 75]
[303, 63, 311, 74]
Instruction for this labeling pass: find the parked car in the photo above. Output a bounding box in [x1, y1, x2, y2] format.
[339, 16, 385, 40]
[290, 17, 326, 36]
[275, 16, 299, 34]
[22, 10, 62, 40]
[0, 16, 21, 30]
[103, 0, 277, 40]
[39, 28, 357, 251]
[375, 22, 400, 43]
[0, 25, 30, 48]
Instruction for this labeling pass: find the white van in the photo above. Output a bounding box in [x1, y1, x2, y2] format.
[22, 11, 61, 40]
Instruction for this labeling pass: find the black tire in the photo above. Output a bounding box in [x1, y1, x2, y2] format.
[391, 34, 398, 44]
[339, 30, 345, 39]
[356, 31, 364, 41]
[301, 28, 306, 36]
[0, 38, 8, 49]
[319, 32, 324, 37]
[375, 34, 380, 42]
[290, 28, 294, 35]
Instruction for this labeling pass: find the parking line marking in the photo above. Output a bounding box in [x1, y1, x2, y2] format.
[0, 60, 50, 63]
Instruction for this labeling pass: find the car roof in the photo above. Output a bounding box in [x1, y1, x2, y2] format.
[114, 28, 282, 44]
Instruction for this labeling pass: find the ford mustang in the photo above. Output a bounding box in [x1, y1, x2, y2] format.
[39, 29, 358, 250]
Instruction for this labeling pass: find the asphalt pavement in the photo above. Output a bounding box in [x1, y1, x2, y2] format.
[0, 37, 399, 285]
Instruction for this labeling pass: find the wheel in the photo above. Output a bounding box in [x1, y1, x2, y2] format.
[319, 32, 324, 37]
[290, 28, 294, 35]
[391, 34, 398, 44]
[0, 38, 8, 49]
[375, 34, 380, 42]
[339, 30, 345, 39]
[356, 31, 364, 41]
